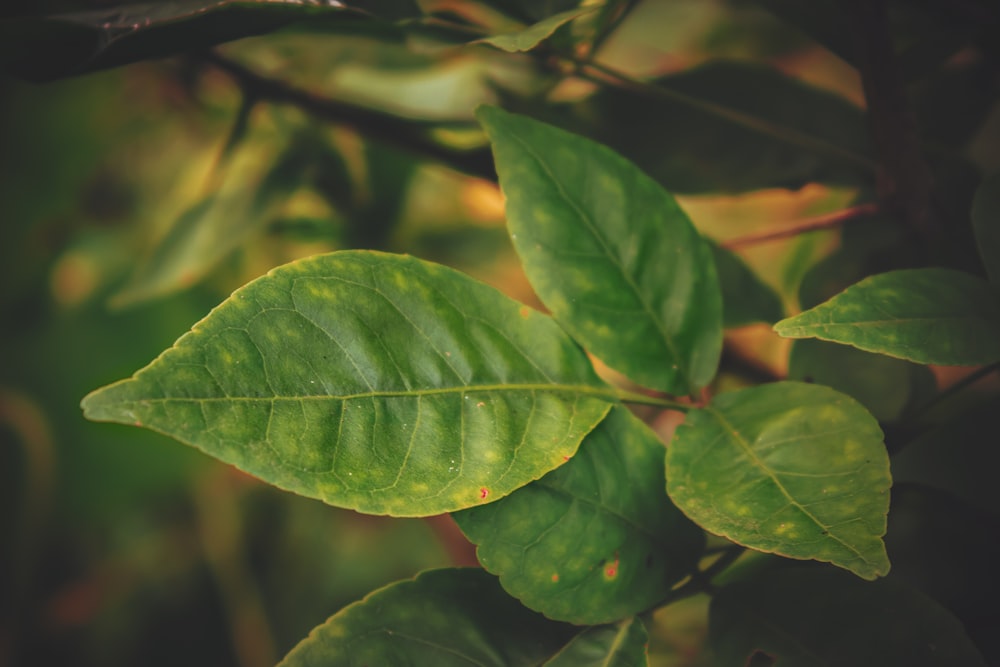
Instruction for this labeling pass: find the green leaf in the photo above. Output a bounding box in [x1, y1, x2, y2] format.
[454, 406, 704, 624]
[972, 169, 1000, 285]
[476, 7, 596, 52]
[775, 268, 1000, 366]
[279, 568, 578, 667]
[506, 60, 872, 193]
[709, 242, 784, 327]
[543, 617, 649, 667]
[787, 339, 932, 422]
[478, 105, 723, 395]
[83, 251, 615, 516]
[0, 1, 419, 82]
[666, 382, 890, 579]
[710, 567, 988, 666]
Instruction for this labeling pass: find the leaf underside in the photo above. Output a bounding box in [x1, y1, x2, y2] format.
[82, 251, 614, 516]
[666, 382, 891, 580]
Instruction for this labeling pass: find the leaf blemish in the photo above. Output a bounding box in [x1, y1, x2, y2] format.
[479, 487, 489, 500]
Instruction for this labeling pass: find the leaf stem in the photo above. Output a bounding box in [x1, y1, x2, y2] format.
[723, 202, 879, 249]
[615, 390, 691, 411]
[653, 545, 746, 609]
[906, 361, 1000, 420]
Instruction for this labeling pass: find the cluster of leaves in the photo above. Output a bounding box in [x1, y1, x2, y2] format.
[5, 0, 1000, 664]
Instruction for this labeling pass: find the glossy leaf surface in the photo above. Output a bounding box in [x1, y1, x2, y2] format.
[543, 617, 648, 667]
[477, 7, 595, 52]
[479, 105, 723, 395]
[454, 407, 704, 624]
[0, 1, 416, 82]
[972, 168, 1000, 285]
[666, 382, 890, 579]
[83, 251, 615, 516]
[775, 268, 1000, 365]
[709, 242, 784, 327]
[710, 567, 987, 666]
[279, 568, 578, 667]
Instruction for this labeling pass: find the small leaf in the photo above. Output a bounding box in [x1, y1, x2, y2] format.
[478, 105, 723, 395]
[710, 567, 988, 666]
[787, 339, 932, 422]
[279, 568, 578, 667]
[0, 1, 415, 82]
[83, 251, 615, 516]
[709, 241, 784, 327]
[543, 617, 649, 667]
[972, 168, 1000, 285]
[774, 268, 1000, 366]
[476, 7, 596, 52]
[666, 382, 890, 579]
[454, 407, 704, 624]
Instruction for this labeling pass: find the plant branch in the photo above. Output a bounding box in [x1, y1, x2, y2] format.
[841, 0, 940, 248]
[615, 389, 691, 412]
[565, 58, 877, 174]
[197, 51, 497, 181]
[723, 202, 879, 249]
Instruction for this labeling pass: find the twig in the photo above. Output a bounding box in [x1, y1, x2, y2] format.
[197, 51, 496, 181]
[723, 202, 879, 249]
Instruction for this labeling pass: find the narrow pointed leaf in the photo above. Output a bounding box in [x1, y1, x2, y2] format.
[0, 1, 418, 82]
[710, 568, 987, 666]
[774, 268, 1000, 365]
[455, 407, 704, 624]
[666, 382, 890, 579]
[83, 251, 615, 516]
[972, 168, 1000, 285]
[279, 568, 578, 667]
[476, 7, 596, 52]
[543, 617, 649, 667]
[478, 105, 723, 395]
[709, 241, 784, 327]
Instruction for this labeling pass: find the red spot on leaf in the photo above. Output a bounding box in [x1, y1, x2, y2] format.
[479, 487, 489, 500]
[562, 455, 570, 461]
[604, 552, 620, 579]
[134, 421, 142, 427]
[551, 573, 559, 583]
[518, 306, 531, 319]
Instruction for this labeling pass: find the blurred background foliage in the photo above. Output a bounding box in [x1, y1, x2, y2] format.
[2, 0, 999, 665]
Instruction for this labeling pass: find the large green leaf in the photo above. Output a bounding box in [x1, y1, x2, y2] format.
[710, 567, 987, 666]
[478, 105, 723, 395]
[775, 268, 1000, 366]
[83, 251, 616, 516]
[666, 382, 890, 579]
[0, 0, 419, 82]
[543, 617, 649, 667]
[476, 7, 595, 52]
[454, 407, 704, 624]
[506, 60, 872, 193]
[972, 169, 1000, 285]
[279, 568, 578, 666]
[709, 242, 784, 327]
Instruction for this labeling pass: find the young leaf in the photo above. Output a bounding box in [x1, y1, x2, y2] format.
[476, 7, 596, 52]
[710, 567, 988, 666]
[666, 382, 891, 580]
[454, 406, 704, 625]
[478, 105, 723, 395]
[279, 568, 578, 667]
[972, 168, 1000, 285]
[709, 241, 784, 327]
[774, 268, 1000, 365]
[83, 251, 615, 516]
[543, 617, 649, 667]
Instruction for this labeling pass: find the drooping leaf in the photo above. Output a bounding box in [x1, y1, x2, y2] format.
[666, 382, 891, 579]
[709, 241, 784, 327]
[503, 60, 872, 193]
[83, 251, 616, 516]
[476, 7, 596, 52]
[543, 617, 649, 667]
[775, 268, 1000, 366]
[279, 568, 578, 667]
[454, 407, 704, 624]
[787, 339, 932, 422]
[972, 169, 1000, 285]
[478, 105, 723, 395]
[0, 1, 420, 82]
[710, 567, 988, 666]
[479, 0, 584, 24]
